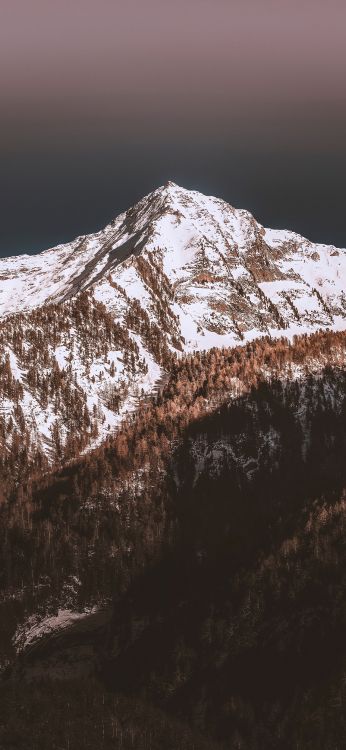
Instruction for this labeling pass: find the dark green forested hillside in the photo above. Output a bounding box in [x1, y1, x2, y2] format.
[104, 373, 346, 748]
[1, 331, 346, 748]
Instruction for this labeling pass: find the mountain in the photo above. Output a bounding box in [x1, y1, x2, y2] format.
[1, 182, 346, 485]
[1, 182, 346, 338]
[1, 184, 346, 748]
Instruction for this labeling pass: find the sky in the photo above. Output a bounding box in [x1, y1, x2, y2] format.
[1, 0, 346, 257]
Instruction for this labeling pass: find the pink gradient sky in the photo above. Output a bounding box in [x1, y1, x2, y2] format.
[1, 0, 346, 255]
[2, 0, 346, 137]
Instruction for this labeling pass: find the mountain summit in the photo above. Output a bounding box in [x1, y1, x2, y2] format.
[1, 183, 346, 470]
[1, 182, 345, 344]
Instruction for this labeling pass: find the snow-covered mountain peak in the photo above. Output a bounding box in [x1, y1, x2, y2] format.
[1, 181, 346, 471]
[0, 182, 345, 347]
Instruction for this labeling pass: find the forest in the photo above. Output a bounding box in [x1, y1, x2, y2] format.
[1, 329, 346, 748]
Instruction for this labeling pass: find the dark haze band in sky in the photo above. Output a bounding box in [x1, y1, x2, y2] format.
[1, 0, 346, 256]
